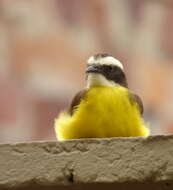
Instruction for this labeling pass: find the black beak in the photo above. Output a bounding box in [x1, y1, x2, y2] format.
[86, 65, 100, 73]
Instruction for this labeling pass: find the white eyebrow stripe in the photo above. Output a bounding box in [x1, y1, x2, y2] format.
[87, 56, 124, 70]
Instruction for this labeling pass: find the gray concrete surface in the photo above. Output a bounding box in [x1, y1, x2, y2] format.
[0, 136, 173, 190]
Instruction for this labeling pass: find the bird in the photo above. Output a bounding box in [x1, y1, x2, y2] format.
[54, 53, 149, 140]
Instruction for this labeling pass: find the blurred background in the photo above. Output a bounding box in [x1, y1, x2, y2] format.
[0, 0, 173, 142]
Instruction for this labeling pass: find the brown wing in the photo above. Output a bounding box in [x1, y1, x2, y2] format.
[68, 89, 88, 115]
[129, 92, 144, 115]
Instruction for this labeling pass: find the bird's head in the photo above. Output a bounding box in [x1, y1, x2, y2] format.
[86, 53, 128, 88]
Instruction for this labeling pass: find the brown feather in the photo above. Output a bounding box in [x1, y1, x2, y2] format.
[129, 92, 144, 115]
[68, 89, 88, 115]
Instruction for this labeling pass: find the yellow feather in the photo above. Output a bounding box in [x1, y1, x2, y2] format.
[55, 86, 149, 140]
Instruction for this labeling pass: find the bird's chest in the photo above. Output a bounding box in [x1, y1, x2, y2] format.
[83, 86, 129, 116]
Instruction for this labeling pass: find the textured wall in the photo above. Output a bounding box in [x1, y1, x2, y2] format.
[0, 136, 173, 190]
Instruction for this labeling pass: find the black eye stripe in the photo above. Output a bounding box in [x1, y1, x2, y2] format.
[100, 65, 127, 86]
[102, 65, 115, 72]
[86, 64, 128, 87]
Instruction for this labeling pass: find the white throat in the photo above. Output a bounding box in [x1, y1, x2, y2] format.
[87, 73, 117, 88]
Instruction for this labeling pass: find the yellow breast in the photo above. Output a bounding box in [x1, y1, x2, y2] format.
[55, 86, 149, 140]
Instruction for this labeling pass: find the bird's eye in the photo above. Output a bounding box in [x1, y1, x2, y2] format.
[103, 65, 114, 73]
[107, 66, 113, 72]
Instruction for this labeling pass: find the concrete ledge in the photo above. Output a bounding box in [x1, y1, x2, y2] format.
[0, 136, 173, 190]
